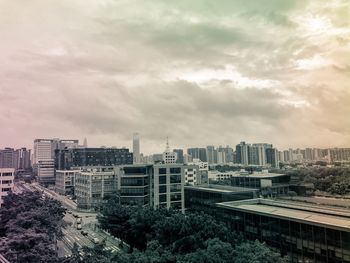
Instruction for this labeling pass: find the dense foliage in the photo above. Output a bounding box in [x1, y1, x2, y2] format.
[79, 195, 290, 263]
[0, 191, 65, 263]
[287, 167, 350, 195]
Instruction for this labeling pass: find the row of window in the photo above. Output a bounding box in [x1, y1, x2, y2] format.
[159, 168, 181, 174]
[0, 173, 13, 177]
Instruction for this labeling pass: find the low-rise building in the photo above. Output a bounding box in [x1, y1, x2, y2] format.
[75, 167, 117, 209]
[216, 199, 350, 263]
[55, 170, 79, 195]
[0, 168, 14, 206]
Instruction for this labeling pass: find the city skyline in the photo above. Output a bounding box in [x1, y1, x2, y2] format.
[1, 0, 349, 154]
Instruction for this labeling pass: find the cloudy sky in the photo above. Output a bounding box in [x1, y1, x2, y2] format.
[0, 0, 349, 154]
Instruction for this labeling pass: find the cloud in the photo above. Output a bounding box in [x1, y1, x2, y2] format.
[0, 0, 349, 153]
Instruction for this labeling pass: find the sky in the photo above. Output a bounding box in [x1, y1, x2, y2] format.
[0, 0, 349, 154]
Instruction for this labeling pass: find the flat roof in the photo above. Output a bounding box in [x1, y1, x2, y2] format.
[185, 184, 258, 194]
[216, 199, 350, 232]
[210, 171, 287, 178]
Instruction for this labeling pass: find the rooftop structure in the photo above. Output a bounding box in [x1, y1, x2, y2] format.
[216, 198, 350, 262]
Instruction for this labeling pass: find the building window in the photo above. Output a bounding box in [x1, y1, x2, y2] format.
[159, 168, 166, 174]
[171, 194, 181, 202]
[159, 194, 166, 203]
[170, 168, 181, 174]
[159, 175, 167, 184]
[159, 185, 167, 193]
[170, 174, 181, 184]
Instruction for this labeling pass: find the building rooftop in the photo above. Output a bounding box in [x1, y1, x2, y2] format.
[216, 199, 350, 232]
[185, 184, 259, 194]
[209, 171, 287, 178]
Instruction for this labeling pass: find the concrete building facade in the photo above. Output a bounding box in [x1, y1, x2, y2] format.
[0, 168, 14, 207]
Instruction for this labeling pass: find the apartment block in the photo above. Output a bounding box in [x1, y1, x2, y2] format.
[0, 168, 14, 207]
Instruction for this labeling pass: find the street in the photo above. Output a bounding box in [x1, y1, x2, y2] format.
[14, 181, 121, 258]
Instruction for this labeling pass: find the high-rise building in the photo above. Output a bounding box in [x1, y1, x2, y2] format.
[266, 148, 279, 168]
[187, 148, 207, 162]
[132, 133, 140, 164]
[34, 138, 79, 184]
[0, 148, 15, 168]
[173, 149, 184, 164]
[0, 168, 14, 207]
[206, 146, 216, 164]
[236, 142, 249, 166]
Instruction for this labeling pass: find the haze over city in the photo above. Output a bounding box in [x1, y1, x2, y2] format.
[1, 0, 349, 153]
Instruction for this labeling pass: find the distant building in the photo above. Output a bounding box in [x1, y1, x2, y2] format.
[34, 138, 79, 184]
[162, 138, 177, 164]
[236, 142, 249, 165]
[187, 148, 207, 162]
[55, 147, 133, 170]
[173, 149, 184, 164]
[266, 148, 279, 168]
[133, 133, 140, 164]
[206, 146, 216, 164]
[0, 168, 14, 207]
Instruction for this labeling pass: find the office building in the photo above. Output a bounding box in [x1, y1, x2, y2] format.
[185, 184, 258, 213]
[132, 133, 140, 164]
[34, 138, 79, 184]
[152, 164, 186, 213]
[173, 149, 184, 164]
[37, 160, 55, 184]
[0, 168, 14, 207]
[187, 159, 208, 185]
[75, 167, 117, 209]
[55, 170, 78, 195]
[75, 163, 190, 212]
[216, 199, 350, 263]
[115, 165, 151, 206]
[55, 147, 133, 170]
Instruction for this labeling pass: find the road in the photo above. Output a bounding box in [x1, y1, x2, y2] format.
[15, 181, 121, 257]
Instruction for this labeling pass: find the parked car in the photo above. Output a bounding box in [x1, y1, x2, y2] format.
[77, 218, 82, 224]
[77, 224, 82, 230]
[81, 230, 88, 236]
[92, 238, 100, 244]
[67, 210, 72, 214]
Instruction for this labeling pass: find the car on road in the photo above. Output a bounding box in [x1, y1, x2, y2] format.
[81, 230, 88, 236]
[77, 218, 82, 224]
[92, 237, 100, 244]
[77, 224, 82, 230]
[67, 210, 72, 214]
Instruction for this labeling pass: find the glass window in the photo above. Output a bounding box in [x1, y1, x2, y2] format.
[170, 174, 181, 184]
[159, 194, 166, 203]
[159, 185, 167, 193]
[159, 175, 167, 184]
[159, 168, 166, 174]
[170, 167, 181, 174]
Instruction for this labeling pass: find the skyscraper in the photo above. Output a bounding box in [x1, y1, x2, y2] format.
[133, 133, 140, 164]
